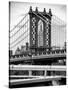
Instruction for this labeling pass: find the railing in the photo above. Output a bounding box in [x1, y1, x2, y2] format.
[10, 65, 66, 79]
[10, 65, 66, 70]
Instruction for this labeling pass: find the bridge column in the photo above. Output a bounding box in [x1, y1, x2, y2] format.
[29, 70, 32, 76]
[44, 70, 47, 76]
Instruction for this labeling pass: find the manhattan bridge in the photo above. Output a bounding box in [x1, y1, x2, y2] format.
[9, 6, 66, 87]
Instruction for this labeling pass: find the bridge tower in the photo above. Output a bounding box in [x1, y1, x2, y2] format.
[29, 6, 52, 54]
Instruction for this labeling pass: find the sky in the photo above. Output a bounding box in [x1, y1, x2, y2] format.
[9, 2, 66, 53]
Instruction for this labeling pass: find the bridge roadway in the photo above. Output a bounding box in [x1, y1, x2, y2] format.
[9, 76, 66, 86]
[10, 52, 66, 62]
[10, 65, 66, 71]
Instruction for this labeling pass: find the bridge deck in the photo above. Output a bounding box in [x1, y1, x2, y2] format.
[10, 53, 66, 62]
[10, 75, 42, 78]
[9, 76, 66, 86]
[10, 65, 66, 71]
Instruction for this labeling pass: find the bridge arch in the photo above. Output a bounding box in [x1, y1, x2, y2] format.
[38, 20, 44, 47]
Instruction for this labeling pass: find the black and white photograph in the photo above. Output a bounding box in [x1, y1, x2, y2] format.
[9, 1, 66, 88]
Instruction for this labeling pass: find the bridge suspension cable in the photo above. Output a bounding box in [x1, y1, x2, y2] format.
[47, 13, 66, 26]
[10, 19, 29, 38]
[34, 12, 51, 25]
[10, 13, 28, 33]
[10, 28, 29, 45]
[38, 12, 66, 27]
[53, 15, 66, 23]
[10, 12, 29, 50]
[33, 12, 51, 25]
[10, 34, 29, 49]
